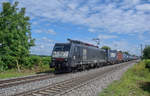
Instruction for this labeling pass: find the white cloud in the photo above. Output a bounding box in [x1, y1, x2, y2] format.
[6, 0, 149, 35]
[30, 37, 54, 55]
[98, 34, 118, 40]
[144, 40, 150, 43]
[132, 0, 140, 4]
[47, 29, 56, 35]
[32, 21, 38, 25]
[34, 29, 42, 33]
[68, 3, 78, 10]
[88, 28, 96, 33]
[79, 6, 89, 15]
[33, 29, 56, 35]
[1, 0, 150, 36]
[105, 39, 140, 55]
[41, 37, 53, 42]
[136, 4, 150, 11]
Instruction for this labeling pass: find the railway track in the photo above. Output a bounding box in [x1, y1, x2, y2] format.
[0, 73, 55, 88]
[13, 61, 136, 96]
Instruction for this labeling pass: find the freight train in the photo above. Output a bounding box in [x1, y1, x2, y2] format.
[50, 39, 138, 73]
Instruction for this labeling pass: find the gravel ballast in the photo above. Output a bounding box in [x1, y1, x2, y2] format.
[61, 62, 135, 96]
[0, 61, 136, 96]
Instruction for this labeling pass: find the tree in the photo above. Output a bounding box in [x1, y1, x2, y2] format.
[0, 2, 35, 71]
[101, 46, 111, 50]
[124, 51, 130, 55]
[143, 46, 150, 59]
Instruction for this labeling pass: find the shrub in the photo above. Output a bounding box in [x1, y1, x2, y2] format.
[41, 57, 51, 65]
[1, 55, 16, 69]
[0, 55, 51, 71]
[144, 59, 150, 69]
[22, 56, 41, 69]
[29, 56, 41, 66]
[143, 46, 150, 59]
[38, 57, 51, 69]
[22, 56, 51, 69]
[22, 57, 32, 69]
[0, 57, 8, 72]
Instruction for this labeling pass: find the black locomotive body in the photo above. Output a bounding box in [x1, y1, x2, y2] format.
[51, 39, 106, 73]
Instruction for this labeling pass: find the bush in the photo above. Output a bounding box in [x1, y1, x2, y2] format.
[22, 57, 32, 69]
[0, 55, 51, 71]
[22, 56, 41, 69]
[41, 57, 51, 65]
[143, 46, 150, 59]
[37, 56, 51, 69]
[1, 55, 16, 69]
[144, 59, 150, 69]
[22, 56, 51, 69]
[0, 57, 8, 72]
[29, 56, 41, 66]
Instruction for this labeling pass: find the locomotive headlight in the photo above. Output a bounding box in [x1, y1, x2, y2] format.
[52, 51, 69, 58]
[52, 51, 57, 57]
[63, 51, 69, 57]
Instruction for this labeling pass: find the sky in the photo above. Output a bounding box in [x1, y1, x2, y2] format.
[1, 0, 150, 56]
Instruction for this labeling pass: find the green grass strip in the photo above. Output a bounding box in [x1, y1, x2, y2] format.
[99, 61, 150, 96]
[0, 64, 54, 79]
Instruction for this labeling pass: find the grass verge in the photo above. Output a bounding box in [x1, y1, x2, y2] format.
[0, 69, 35, 79]
[0, 64, 54, 79]
[99, 61, 150, 96]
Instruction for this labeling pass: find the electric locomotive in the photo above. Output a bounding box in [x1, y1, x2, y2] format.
[50, 39, 106, 73]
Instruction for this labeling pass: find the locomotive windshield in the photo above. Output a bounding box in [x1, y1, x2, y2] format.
[52, 44, 70, 58]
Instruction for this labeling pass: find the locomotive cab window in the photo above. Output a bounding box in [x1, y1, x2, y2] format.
[53, 44, 70, 51]
[52, 44, 71, 58]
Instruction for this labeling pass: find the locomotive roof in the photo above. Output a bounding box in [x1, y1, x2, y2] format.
[67, 39, 99, 48]
[55, 43, 70, 45]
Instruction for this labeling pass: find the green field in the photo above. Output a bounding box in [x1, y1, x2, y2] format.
[0, 56, 55, 79]
[99, 60, 150, 96]
[0, 64, 54, 79]
[0, 69, 36, 79]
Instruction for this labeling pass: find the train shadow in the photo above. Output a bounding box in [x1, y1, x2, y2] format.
[140, 81, 150, 93]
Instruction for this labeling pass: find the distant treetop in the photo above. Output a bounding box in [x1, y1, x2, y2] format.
[101, 46, 111, 50]
[143, 46, 150, 59]
[124, 51, 130, 55]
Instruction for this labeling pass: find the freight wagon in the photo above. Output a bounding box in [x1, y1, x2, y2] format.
[117, 51, 123, 63]
[106, 50, 117, 64]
